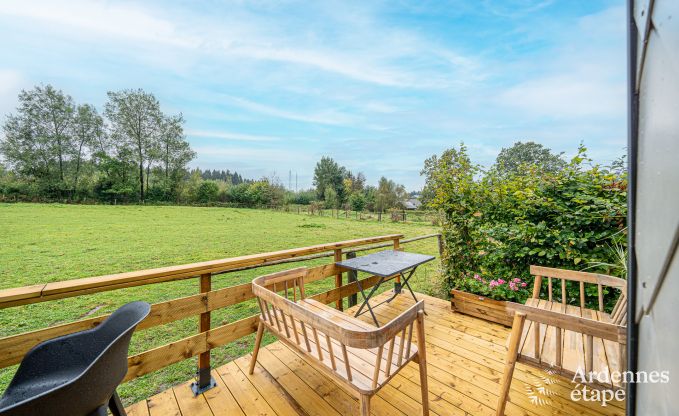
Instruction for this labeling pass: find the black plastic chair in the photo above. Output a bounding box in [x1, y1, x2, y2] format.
[0, 301, 150, 416]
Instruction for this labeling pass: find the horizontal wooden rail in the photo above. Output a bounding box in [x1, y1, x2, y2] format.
[212, 233, 442, 275]
[0, 234, 403, 309]
[0, 262, 349, 368]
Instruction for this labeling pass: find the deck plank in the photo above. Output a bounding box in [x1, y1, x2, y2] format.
[233, 355, 306, 416]
[173, 381, 213, 416]
[126, 400, 150, 416]
[257, 346, 343, 416]
[147, 389, 181, 416]
[217, 361, 279, 416]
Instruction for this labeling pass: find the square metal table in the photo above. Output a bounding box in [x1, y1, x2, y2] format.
[336, 250, 435, 326]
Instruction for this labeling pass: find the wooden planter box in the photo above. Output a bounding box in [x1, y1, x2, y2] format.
[450, 289, 516, 326]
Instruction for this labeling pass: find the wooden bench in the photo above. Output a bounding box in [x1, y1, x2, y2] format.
[496, 266, 628, 416]
[250, 267, 430, 416]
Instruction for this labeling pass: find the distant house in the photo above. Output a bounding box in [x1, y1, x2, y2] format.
[403, 198, 422, 210]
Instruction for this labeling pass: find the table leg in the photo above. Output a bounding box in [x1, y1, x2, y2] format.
[354, 276, 385, 326]
[400, 268, 428, 315]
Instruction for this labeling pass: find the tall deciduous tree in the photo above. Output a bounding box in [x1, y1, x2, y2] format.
[104, 89, 163, 201]
[375, 176, 407, 212]
[158, 114, 195, 190]
[72, 104, 104, 195]
[1, 85, 75, 194]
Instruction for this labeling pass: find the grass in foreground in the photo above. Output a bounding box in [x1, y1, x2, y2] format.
[0, 203, 442, 404]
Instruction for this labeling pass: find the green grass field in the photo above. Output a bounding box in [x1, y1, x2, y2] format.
[0, 203, 442, 404]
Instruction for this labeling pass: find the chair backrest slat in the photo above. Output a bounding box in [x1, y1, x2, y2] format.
[326, 335, 337, 370]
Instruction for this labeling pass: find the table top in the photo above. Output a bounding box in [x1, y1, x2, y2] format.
[336, 250, 435, 277]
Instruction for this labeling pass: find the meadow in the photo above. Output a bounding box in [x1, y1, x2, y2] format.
[0, 203, 441, 404]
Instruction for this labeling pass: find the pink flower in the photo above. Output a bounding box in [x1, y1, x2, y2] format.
[521, 282, 527, 287]
[497, 279, 505, 284]
[513, 278, 521, 283]
[489, 280, 498, 289]
[474, 274, 482, 281]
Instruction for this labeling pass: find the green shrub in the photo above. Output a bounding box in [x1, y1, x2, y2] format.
[196, 181, 219, 203]
[423, 144, 627, 308]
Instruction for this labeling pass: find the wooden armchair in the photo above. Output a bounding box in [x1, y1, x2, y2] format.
[250, 267, 429, 416]
[496, 266, 627, 416]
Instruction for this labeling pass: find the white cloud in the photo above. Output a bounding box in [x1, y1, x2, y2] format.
[223, 95, 358, 126]
[0, 0, 481, 90]
[0, 69, 26, 118]
[186, 129, 280, 142]
[495, 5, 626, 120]
[0, 0, 197, 47]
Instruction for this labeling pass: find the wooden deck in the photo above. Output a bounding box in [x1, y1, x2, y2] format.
[125, 291, 625, 416]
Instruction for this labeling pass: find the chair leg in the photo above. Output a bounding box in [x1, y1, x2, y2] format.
[416, 311, 429, 416]
[496, 312, 526, 416]
[108, 390, 127, 416]
[360, 394, 371, 416]
[249, 321, 265, 375]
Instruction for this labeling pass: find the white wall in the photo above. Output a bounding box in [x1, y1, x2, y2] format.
[633, 0, 679, 414]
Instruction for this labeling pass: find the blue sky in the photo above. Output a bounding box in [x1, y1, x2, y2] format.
[0, 0, 626, 190]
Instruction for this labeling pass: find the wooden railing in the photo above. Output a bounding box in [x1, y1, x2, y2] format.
[0, 233, 442, 393]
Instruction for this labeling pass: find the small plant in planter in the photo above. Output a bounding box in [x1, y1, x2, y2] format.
[457, 273, 531, 303]
[450, 273, 531, 326]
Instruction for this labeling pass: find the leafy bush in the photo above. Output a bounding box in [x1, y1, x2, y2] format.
[196, 181, 219, 203]
[423, 144, 627, 308]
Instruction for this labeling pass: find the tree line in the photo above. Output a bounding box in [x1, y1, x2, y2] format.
[309, 156, 409, 212]
[0, 84, 413, 211]
[0, 85, 196, 203]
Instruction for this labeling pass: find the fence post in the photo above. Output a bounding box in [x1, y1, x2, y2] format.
[334, 249, 343, 311]
[393, 237, 402, 293]
[191, 273, 216, 395]
[437, 233, 444, 257]
[346, 251, 358, 307]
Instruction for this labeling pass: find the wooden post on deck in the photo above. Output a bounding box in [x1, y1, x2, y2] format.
[346, 251, 358, 307]
[393, 237, 402, 291]
[191, 272, 216, 395]
[334, 249, 343, 311]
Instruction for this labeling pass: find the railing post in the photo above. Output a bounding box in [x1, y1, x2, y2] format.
[393, 237, 402, 293]
[346, 251, 358, 307]
[437, 233, 444, 257]
[334, 249, 343, 311]
[191, 272, 216, 395]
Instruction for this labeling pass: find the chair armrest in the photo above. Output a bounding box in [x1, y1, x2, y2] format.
[344, 301, 425, 349]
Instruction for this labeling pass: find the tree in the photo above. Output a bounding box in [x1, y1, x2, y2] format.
[324, 186, 339, 209]
[105, 89, 163, 202]
[375, 177, 407, 211]
[313, 157, 346, 201]
[343, 171, 366, 194]
[72, 104, 104, 196]
[157, 114, 195, 197]
[1, 85, 76, 195]
[348, 192, 366, 212]
[494, 141, 566, 174]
